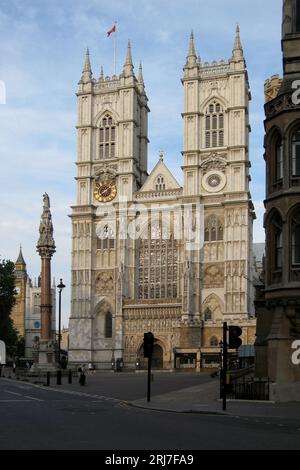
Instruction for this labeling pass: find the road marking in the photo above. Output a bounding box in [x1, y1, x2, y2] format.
[24, 396, 44, 402]
[4, 390, 22, 396]
[0, 399, 33, 402]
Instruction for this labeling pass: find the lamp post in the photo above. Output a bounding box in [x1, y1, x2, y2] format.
[57, 279, 66, 366]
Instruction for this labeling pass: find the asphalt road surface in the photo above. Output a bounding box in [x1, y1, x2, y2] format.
[1, 373, 300, 450]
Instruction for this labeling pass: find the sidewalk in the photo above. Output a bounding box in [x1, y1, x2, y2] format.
[129, 379, 300, 420]
[2, 368, 300, 421]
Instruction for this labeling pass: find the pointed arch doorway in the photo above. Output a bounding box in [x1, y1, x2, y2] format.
[137, 342, 164, 369]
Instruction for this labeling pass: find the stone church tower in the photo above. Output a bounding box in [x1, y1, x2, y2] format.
[68, 30, 256, 370]
[255, 0, 300, 401]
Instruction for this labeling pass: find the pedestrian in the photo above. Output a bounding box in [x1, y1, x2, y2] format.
[79, 366, 86, 386]
[12, 362, 16, 374]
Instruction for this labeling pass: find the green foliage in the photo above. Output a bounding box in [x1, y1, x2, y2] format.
[0, 259, 19, 356]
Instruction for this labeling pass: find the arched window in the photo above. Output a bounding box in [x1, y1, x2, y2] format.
[138, 220, 178, 299]
[275, 136, 283, 181]
[155, 176, 165, 191]
[292, 128, 300, 176]
[210, 336, 219, 347]
[97, 225, 115, 250]
[291, 209, 300, 265]
[271, 213, 283, 269]
[33, 294, 40, 314]
[104, 312, 112, 338]
[204, 308, 212, 321]
[204, 215, 224, 242]
[99, 114, 116, 160]
[205, 101, 225, 148]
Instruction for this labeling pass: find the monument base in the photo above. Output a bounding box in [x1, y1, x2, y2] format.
[32, 340, 57, 371]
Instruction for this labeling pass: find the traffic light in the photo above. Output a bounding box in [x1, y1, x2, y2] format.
[143, 332, 154, 358]
[228, 326, 242, 349]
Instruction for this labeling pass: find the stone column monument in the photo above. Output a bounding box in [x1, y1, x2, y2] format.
[36, 193, 56, 366]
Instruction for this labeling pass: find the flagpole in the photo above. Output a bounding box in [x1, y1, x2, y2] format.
[113, 22, 117, 76]
[114, 33, 116, 76]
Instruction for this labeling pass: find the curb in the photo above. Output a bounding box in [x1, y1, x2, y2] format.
[126, 400, 229, 416]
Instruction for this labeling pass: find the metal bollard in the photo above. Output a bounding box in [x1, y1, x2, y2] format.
[57, 370, 62, 385]
[68, 369, 72, 384]
[46, 371, 50, 386]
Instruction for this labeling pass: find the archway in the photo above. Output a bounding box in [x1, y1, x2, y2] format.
[137, 342, 164, 369]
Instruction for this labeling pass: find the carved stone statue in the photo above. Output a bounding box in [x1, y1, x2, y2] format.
[43, 193, 50, 211]
[37, 193, 56, 257]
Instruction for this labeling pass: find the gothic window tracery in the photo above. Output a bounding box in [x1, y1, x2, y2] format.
[275, 135, 283, 181]
[105, 312, 112, 338]
[271, 212, 283, 270]
[292, 128, 300, 176]
[138, 221, 178, 299]
[205, 101, 225, 148]
[204, 215, 224, 242]
[97, 224, 115, 250]
[99, 114, 116, 160]
[204, 308, 212, 321]
[155, 176, 166, 191]
[291, 208, 300, 265]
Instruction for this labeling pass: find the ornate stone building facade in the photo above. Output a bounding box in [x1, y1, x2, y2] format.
[255, 0, 300, 401]
[68, 29, 256, 370]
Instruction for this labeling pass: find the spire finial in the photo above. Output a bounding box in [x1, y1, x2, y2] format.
[232, 23, 243, 57]
[123, 39, 134, 77]
[137, 61, 145, 93]
[99, 65, 104, 81]
[80, 47, 92, 83]
[16, 245, 26, 266]
[188, 31, 196, 57]
[138, 62, 144, 84]
[159, 149, 164, 161]
[185, 30, 197, 68]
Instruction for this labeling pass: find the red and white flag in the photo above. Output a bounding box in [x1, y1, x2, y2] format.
[107, 24, 116, 37]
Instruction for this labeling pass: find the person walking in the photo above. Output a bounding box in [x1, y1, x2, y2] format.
[79, 364, 86, 386]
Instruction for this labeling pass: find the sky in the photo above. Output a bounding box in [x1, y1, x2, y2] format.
[0, 0, 283, 326]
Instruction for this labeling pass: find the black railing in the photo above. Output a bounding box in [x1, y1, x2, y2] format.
[225, 376, 270, 401]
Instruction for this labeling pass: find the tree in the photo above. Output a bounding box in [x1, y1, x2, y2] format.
[0, 259, 19, 356]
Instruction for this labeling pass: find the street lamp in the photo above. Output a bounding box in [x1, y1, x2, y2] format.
[57, 278, 66, 366]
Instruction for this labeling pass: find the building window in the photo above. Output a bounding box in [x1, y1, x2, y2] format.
[292, 128, 300, 176]
[204, 308, 212, 321]
[275, 136, 283, 180]
[99, 114, 116, 160]
[205, 101, 225, 148]
[292, 209, 300, 265]
[155, 176, 166, 191]
[210, 336, 219, 347]
[97, 225, 115, 250]
[105, 312, 112, 338]
[204, 215, 224, 242]
[138, 220, 178, 300]
[271, 213, 283, 269]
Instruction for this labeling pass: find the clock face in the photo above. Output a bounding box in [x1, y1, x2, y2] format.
[94, 180, 117, 203]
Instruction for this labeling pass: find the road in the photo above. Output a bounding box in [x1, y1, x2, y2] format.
[0, 373, 300, 450]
